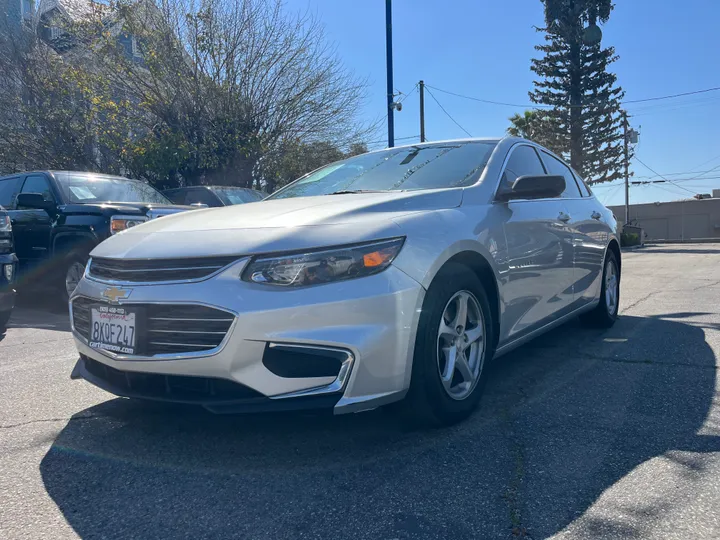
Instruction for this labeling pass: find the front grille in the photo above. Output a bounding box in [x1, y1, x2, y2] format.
[71, 298, 234, 356]
[81, 355, 263, 402]
[88, 256, 239, 283]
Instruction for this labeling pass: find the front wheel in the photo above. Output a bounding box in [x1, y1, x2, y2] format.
[62, 255, 87, 301]
[401, 264, 495, 427]
[580, 250, 620, 328]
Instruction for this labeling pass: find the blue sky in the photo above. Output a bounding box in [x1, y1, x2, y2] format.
[285, 0, 720, 206]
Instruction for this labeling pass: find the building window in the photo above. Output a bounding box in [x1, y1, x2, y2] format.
[50, 26, 62, 40]
[131, 36, 141, 57]
[21, 0, 34, 18]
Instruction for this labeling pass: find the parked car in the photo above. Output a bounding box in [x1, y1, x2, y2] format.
[0, 171, 194, 299]
[69, 138, 620, 426]
[0, 207, 17, 332]
[163, 186, 265, 207]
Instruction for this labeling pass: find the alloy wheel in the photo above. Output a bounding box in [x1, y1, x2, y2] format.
[436, 290, 486, 401]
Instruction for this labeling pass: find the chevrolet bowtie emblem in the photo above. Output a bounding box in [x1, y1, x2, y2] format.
[102, 286, 132, 303]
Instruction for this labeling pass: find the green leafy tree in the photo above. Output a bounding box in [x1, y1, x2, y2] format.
[259, 139, 367, 193]
[529, 0, 626, 183]
[93, 0, 370, 188]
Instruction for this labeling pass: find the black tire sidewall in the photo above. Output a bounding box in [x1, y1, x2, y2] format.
[410, 264, 495, 425]
[0, 310, 10, 332]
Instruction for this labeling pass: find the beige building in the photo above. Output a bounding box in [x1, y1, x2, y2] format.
[608, 198, 720, 242]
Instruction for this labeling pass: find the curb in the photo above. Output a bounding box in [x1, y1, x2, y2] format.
[621, 244, 645, 252]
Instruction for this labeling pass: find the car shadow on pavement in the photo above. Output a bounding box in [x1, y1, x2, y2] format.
[40, 315, 719, 539]
[7, 291, 71, 332]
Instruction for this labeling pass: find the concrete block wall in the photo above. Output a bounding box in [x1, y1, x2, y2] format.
[608, 198, 720, 242]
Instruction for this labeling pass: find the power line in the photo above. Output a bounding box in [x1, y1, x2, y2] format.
[425, 84, 546, 109]
[633, 156, 698, 195]
[624, 86, 720, 104]
[601, 183, 625, 205]
[635, 168, 720, 179]
[689, 152, 720, 172]
[425, 83, 720, 110]
[690, 162, 720, 181]
[424, 87, 473, 137]
[397, 83, 418, 104]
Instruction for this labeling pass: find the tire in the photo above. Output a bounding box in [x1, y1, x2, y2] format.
[61, 254, 88, 302]
[580, 250, 620, 328]
[0, 310, 11, 333]
[400, 263, 496, 427]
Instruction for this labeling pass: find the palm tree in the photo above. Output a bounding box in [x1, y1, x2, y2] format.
[507, 110, 538, 139]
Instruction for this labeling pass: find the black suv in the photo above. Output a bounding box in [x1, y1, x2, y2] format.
[0, 171, 192, 299]
[164, 185, 265, 207]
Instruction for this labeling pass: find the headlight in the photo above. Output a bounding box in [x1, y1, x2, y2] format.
[4, 263, 13, 282]
[110, 216, 148, 234]
[0, 214, 10, 231]
[242, 237, 405, 287]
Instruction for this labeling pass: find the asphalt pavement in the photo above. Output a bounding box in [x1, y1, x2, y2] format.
[2, 244, 720, 539]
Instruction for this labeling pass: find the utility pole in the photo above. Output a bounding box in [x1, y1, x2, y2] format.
[419, 80, 425, 142]
[623, 110, 630, 225]
[385, 0, 394, 147]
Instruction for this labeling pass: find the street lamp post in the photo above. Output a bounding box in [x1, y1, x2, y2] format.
[385, 0, 394, 148]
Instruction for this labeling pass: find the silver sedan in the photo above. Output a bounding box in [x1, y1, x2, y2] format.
[69, 137, 620, 426]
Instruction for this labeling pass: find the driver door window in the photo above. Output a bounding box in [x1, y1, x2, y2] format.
[499, 145, 546, 194]
[13, 175, 54, 262]
[18, 175, 55, 207]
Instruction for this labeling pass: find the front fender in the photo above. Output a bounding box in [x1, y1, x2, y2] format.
[390, 208, 503, 290]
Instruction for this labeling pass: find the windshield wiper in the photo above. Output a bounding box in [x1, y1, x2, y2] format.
[327, 189, 389, 195]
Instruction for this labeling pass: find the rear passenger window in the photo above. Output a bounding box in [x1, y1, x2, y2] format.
[500, 145, 546, 192]
[0, 177, 22, 208]
[164, 190, 184, 204]
[541, 152, 582, 198]
[183, 189, 216, 206]
[572, 169, 592, 197]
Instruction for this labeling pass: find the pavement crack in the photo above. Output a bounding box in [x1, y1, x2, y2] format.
[694, 279, 720, 291]
[0, 412, 104, 430]
[620, 290, 659, 313]
[577, 351, 718, 370]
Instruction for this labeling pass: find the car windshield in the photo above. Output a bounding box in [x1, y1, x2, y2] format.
[266, 141, 497, 200]
[54, 173, 171, 204]
[213, 187, 265, 205]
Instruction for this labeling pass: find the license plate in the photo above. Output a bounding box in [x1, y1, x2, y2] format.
[89, 305, 137, 355]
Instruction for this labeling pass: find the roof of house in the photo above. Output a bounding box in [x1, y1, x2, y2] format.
[37, 0, 111, 21]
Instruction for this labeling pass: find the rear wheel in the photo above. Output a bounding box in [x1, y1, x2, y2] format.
[400, 264, 495, 427]
[580, 250, 620, 328]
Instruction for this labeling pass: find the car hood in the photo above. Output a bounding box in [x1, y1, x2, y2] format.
[91, 189, 462, 259]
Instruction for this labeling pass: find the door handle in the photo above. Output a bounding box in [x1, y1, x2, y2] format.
[558, 212, 571, 223]
[591, 211, 602, 220]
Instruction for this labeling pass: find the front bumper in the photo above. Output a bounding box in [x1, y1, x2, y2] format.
[70, 261, 425, 414]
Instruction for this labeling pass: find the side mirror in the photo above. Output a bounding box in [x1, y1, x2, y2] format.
[497, 175, 566, 201]
[16, 193, 56, 212]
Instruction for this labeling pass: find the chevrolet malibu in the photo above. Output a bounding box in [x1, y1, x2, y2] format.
[69, 138, 620, 426]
